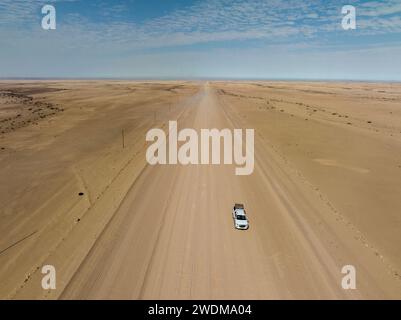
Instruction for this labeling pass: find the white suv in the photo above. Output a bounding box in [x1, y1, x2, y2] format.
[232, 203, 249, 230]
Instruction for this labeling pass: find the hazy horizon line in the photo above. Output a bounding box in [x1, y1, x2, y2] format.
[1, 77, 401, 84]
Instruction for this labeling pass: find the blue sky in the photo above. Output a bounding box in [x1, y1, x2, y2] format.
[0, 0, 401, 80]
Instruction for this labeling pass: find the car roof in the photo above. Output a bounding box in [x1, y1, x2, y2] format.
[235, 208, 246, 216]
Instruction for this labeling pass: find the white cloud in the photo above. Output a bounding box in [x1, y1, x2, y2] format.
[359, 1, 401, 16]
[0, 0, 400, 79]
[1, 0, 400, 51]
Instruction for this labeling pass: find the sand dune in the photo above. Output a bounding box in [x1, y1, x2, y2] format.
[1, 80, 401, 299]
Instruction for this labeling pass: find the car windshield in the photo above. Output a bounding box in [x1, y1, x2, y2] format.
[236, 215, 247, 220]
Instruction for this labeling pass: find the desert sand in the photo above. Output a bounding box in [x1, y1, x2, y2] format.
[0, 80, 401, 299]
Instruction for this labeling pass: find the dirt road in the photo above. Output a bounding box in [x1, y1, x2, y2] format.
[60, 84, 401, 299]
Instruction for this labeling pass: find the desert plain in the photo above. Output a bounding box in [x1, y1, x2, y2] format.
[0, 80, 401, 299]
